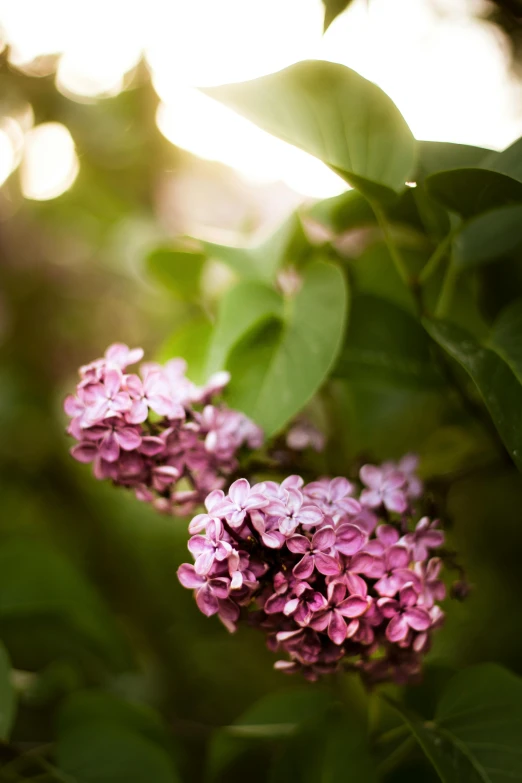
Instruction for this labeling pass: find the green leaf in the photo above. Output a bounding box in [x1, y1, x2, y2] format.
[57, 691, 181, 783]
[225, 260, 348, 437]
[349, 244, 421, 314]
[0, 538, 131, 672]
[146, 247, 206, 299]
[416, 141, 492, 178]
[482, 134, 522, 181]
[426, 168, 522, 218]
[388, 664, 522, 783]
[157, 318, 213, 385]
[207, 688, 334, 782]
[199, 212, 309, 283]
[336, 295, 441, 388]
[206, 281, 283, 375]
[0, 641, 15, 740]
[322, 0, 354, 31]
[203, 61, 416, 201]
[226, 687, 333, 739]
[307, 189, 376, 233]
[453, 204, 522, 269]
[424, 317, 522, 470]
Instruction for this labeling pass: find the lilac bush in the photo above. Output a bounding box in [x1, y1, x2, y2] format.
[64, 343, 263, 515]
[178, 463, 447, 684]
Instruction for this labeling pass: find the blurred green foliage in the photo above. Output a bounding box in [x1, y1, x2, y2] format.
[1, 26, 522, 783]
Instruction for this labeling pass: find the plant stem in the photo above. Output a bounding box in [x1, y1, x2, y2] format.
[377, 735, 416, 776]
[372, 201, 423, 316]
[419, 228, 456, 284]
[435, 255, 458, 318]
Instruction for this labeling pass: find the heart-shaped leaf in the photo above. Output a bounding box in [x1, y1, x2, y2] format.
[206, 281, 283, 376]
[225, 260, 348, 436]
[203, 61, 416, 202]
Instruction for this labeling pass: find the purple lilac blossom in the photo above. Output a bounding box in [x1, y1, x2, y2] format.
[178, 459, 447, 685]
[64, 343, 263, 515]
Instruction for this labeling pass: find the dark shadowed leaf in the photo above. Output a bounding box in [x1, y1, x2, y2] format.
[336, 295, 441, 387]
[307, 189, 376, 233]
[57, 691, 181, 783]
[424, 317, 522, 470]
[482, 134, 522, 181]
[453, 204, 522, 269]
[388, 664, 522, 783]
[225, 260, 348, 436]
[205, 281, 283, 375]
[0, 641, 15, 740]
[0, 538, 131, 672]
[146, 247, 206, 299]
[207, 688, 333, 782]
[204, 61, 416, 202]
[426, 168, 522, 218]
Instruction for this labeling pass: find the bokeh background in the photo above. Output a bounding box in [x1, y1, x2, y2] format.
[1, 0, 522, 778]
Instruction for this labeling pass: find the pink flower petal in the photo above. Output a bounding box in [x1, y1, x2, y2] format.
[286, 534, 310, 554]
[228, 478, 250, 507]
[177, 563, 205, 589]
[196, 584, 219, 616]
[360, 464, 382, 490]
[312, 525, 335, 551]
[386, 614, 409, 642]
[293, 555, 315, 580]
[328, 611, 347, 645]
[337, 595, 369, 618]
[404, 607, 431, 631]
[314, 552, 341, 576]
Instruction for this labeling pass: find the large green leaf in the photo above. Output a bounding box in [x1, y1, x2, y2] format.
[199, 212, 309, 283]
[146, 247, 206, 299]
[204, 61, 416, 201]
[205, 281, 283, 375]
[57, 691, 181, 783]
[389, 664, 522, 783]
[415, 141, 492, 178]
[453, 204, 522, 269]
[225, 260, 348, 436]
[424, 316, 522, 470]
[0, 641, 15, 740]
[336, 295, 441, 388]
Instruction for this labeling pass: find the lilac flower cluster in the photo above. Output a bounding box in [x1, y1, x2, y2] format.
[64, 343, 263, 515]
[178, 458, 446, 684]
